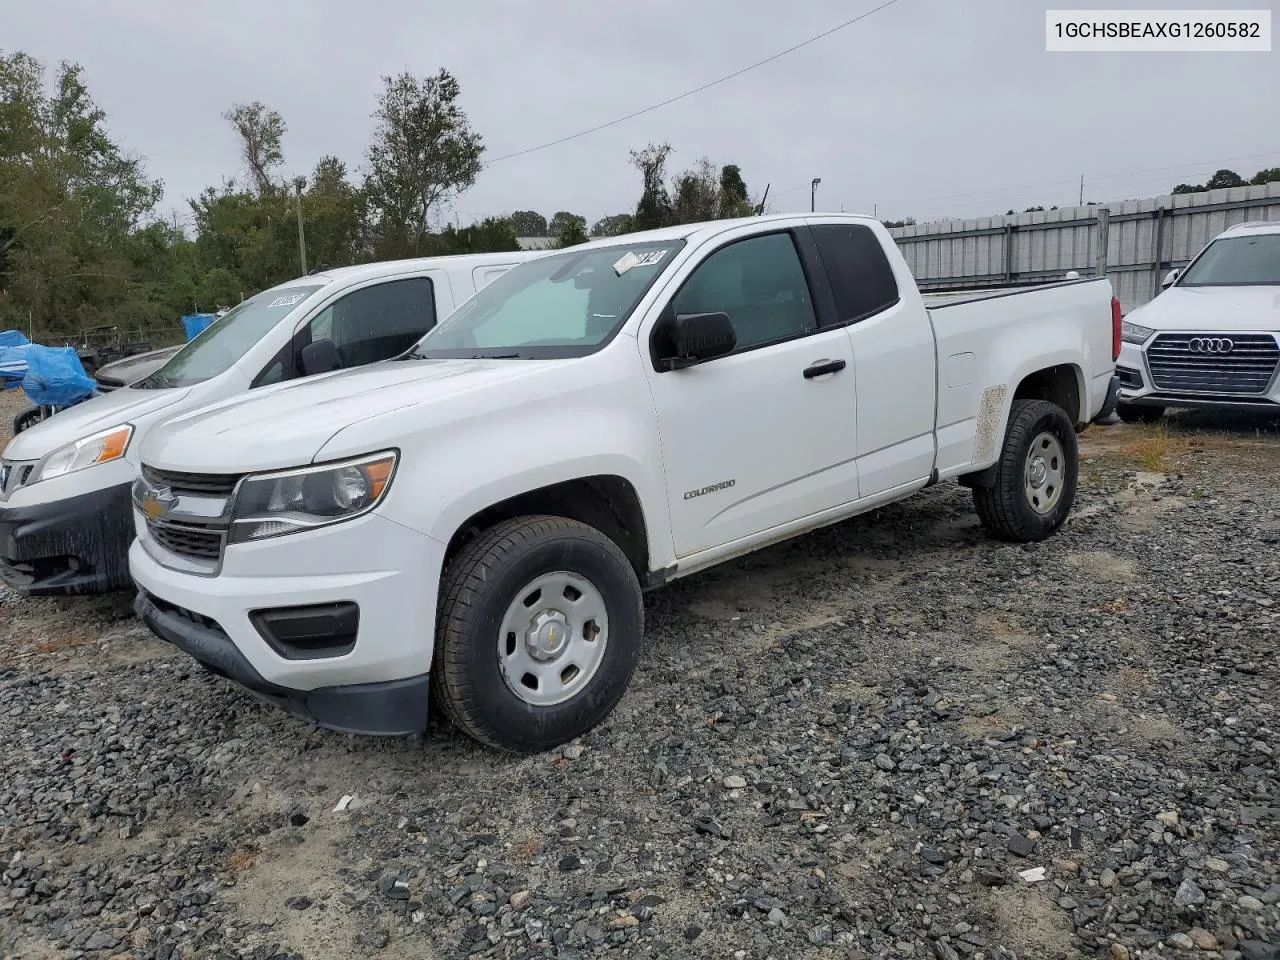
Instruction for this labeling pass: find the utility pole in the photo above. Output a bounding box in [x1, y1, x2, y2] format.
[294, 177, 308, 275]
[1079, 174, 1084, 206]
[810, 177, 822, 212]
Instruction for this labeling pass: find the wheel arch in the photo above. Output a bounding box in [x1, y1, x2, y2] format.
[442, 474, 655, 586]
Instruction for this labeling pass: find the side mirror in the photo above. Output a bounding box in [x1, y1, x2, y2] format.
[664, 312, 737, 370]
[299, 338, 342, 376]
[1161, 269, 1179, 288]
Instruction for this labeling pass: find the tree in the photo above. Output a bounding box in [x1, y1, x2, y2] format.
[1171, 168, 1250, 195]
[509, 210, 547, 236]
[300, 156, 365, 274]
[718, 164, 752, 218]
[424, 216, 521, 256]
[1250, 167, 1280, 186]
[0, 51, 164, 336]
[551, 215, 589, 248]
[630, 142, 673, 230]
[363, 68, 484, 259]
[1205, 169, 1245, 190]
[591, 214, 633, 237]
[883, 217, 916, 228]
[222, 101, 286, 195]
[549, 211, 587, 247]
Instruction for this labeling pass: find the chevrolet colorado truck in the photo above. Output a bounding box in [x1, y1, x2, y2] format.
[1116, 220, 1280, 422]
[0, 251, 535, 596]
[127, 214, 1122, 752]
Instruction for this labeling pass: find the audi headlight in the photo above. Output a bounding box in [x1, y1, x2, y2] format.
[31, 425, 133, 483]
[228, 451, 397, 543]
[1121, 321, 1155, 344]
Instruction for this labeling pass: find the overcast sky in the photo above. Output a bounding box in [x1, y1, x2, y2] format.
[5, 0, 1278, 229]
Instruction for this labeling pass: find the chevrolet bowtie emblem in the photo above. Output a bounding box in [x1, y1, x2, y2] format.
[141, 486, 178, 521]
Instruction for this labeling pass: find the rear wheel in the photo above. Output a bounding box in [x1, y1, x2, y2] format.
[1116, 402, 1165, 424]
[974, 399, 1078, 542]
[431, 516, 644, 753]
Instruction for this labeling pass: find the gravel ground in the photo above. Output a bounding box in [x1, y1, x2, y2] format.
[1, 386, 1278, 960]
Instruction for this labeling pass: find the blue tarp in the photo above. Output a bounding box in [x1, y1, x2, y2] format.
[0, 344, 32, 389]
[21, 345, 95, 407]
[182, 313, 216, 340]
[0, 329, 30, 349]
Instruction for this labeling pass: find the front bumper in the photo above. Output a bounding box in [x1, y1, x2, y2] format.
[1117, 337, 1280, 412]
[128, 511, 445, 734]
[134, 589, 430, 735]
[0, 481, 135, 595]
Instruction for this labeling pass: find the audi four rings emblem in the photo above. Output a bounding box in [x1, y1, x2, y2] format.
[1188, 337, 1234, 354]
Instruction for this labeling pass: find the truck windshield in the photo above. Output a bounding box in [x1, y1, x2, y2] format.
[135, 284, 324, 388]
[413, 241, 684, 359]
[1179, 234, 1280, 287]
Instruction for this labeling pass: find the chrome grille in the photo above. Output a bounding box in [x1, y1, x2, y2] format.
[147, 520, 223, 561]
[141, 465, 242, 498]
[136, 465, 236, 570]
[1147, 333, 1280, 396]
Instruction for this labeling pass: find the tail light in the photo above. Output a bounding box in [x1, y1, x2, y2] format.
[1111, 296, 1123, 361]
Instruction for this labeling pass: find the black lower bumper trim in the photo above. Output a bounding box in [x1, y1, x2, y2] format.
[1092, 374, 1121, 423]
[0, 481, 135, 596]
[134, 590, 429, 736]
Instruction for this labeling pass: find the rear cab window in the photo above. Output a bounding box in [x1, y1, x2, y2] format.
[809, 224, 900, 325]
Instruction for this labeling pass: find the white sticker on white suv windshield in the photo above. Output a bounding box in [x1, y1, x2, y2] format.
[613, 249, 668, 276]
[268, 293, 307, 308]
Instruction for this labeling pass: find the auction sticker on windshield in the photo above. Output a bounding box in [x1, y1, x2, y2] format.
[614, 249, 669, 276]
[267, 293, 309, 308]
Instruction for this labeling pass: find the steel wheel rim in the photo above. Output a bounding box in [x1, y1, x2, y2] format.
[497, 571, 609, 707]
[1024, 430, 1066, 515]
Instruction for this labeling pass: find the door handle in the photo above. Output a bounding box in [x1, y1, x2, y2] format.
[803, 358, 846, 379]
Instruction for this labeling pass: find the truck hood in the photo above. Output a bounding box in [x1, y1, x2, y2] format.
[95, 346, 182, 387]
[1127, 286, 1280, 332]
[140, 359, 559, 472]
[2, 385, 191, 462]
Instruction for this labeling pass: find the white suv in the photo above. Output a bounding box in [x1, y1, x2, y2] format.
[1116, 220, 1280, 422]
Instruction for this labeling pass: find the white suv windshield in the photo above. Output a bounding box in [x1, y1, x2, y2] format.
[137, 284, 325, 388]
[414, 241, 683, 359]
[1179, 234, 1280, 287]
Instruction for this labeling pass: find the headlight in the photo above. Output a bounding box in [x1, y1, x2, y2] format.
[1121, 321, 1155, 344]
[31, 425, 133, 483]
[228, 451, 397, 543]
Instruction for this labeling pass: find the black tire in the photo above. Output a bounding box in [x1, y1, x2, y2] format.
[431, 516, 644, 753]
[973, 398, 1078, 543]
[13, 406, 42, 435]
[1116, 402, 1165, 424]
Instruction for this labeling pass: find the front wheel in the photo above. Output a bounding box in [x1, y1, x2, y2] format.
[431, 516, 644, 752]
[1116, 402, 1165, 424]
[973, 398, 1079, 543]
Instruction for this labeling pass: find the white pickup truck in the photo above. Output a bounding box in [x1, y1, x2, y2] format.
[0, 252, 534, 596]
[127, 214, 1121, 751]
[1116, 220, 1280, 422]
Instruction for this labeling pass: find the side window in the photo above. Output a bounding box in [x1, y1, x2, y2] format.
[809, 224, 900, 325]
[304, 277, 436, 369]
[670, 233, 817, 352]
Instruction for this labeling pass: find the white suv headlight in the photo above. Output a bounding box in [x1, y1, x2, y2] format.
[30, 425, 133, 483]
[1121, 321, 1155, 344]
[228, 451, 398, 543]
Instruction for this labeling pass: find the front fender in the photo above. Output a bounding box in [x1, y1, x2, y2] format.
[320, 372, 675, 575]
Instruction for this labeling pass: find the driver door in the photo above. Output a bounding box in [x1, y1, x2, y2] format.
[643, 229, 860, 558]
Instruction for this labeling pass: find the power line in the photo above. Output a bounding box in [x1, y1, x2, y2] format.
[768, 148, 1280, 211]
[482, 0, 906, 167]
